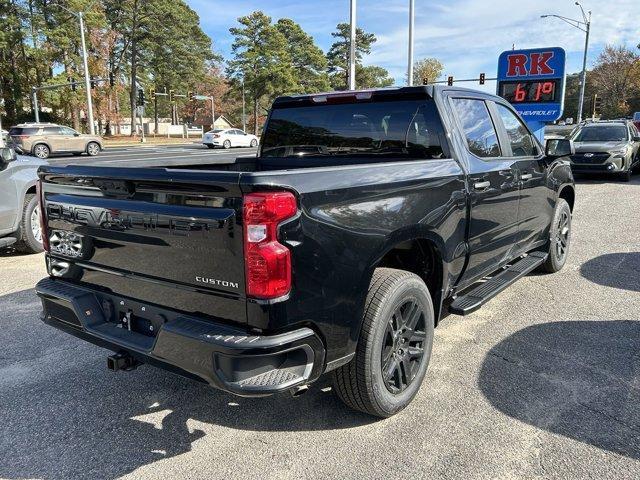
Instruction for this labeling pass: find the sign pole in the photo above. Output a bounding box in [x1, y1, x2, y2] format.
[407, 0, 415, 86]
[348, 0, 357, 90]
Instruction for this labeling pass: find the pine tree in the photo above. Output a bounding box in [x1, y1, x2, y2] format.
[227, 11, 295, 135]
[275, 18, 329, 94]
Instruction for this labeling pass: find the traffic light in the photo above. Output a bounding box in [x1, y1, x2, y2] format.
[447, 76, 454, 86]
[150, 87, 156, 100]
[68, 77, 76, 92]
[90, 79, 97, 89]
[169, 89, 174, 102]
[594, 94, 602, 112]
[422, 77, 429, 85]
[187, 91, 192, 101]
[137, 88, 145, 106]
[479, 73, 485, 85]
[109, 72, 115, 87]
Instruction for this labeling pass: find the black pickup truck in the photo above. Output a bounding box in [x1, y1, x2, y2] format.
[35, 86, 575, 417]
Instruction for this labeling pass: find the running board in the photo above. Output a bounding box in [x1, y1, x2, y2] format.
[449, 252, 547, 316]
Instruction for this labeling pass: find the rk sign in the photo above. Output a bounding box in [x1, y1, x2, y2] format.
[497, 47, 566, 123]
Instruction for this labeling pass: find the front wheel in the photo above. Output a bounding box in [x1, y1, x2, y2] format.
[539, 198, 571, 273]
[620, 168, 632, 182]
[250, 139, 258, 148]
[33, 144, 50, 159]
[14, 194, 44, 254]
[332, 268, 435, 418]
[86, 142, 100, 156]
[223, 140, 231, 149]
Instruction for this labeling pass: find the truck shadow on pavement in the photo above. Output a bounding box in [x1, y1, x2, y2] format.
[580, 252, 640, 292]
[0, 288, 374, 480]
[479, 320, 640, 460]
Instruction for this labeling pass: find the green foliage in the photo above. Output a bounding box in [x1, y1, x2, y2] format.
[326, 22, 393, 90]
[275, 18, 329, 93]
[226, 11, 295, 134]
[412, 58, 444, 86]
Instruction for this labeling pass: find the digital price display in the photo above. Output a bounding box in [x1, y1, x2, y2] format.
[498, 80, 560, 104]
[496, 47, 566, 123]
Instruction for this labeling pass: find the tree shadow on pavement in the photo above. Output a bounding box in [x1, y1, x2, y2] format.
[479, 320, 640, 461]
[0, 288, 374, 480]
[580, 252, 640, 292]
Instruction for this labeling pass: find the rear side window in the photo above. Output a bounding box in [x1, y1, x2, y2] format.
[261, 99, 448, 162]
[451, 98, 500, 158]
[9, 127, 39, 136]
[43, 127, 61, 135]
[495, 104, 538, 156]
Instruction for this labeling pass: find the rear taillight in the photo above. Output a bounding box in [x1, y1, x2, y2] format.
[243, 191, 297, 299]
[36, 179, 50, 252]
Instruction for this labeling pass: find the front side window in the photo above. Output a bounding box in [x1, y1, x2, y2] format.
[496, 104, 537, 156]
[261, 99, 447, 161]
[451, 98, 500, 158]
[60, 127, 78, 136]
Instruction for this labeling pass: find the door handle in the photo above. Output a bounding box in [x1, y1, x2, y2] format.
[520, 173, 533, 181]
[473, 181, 491, 190]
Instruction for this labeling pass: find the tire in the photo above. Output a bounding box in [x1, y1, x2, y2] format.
[33, 144, 50, 159]
[332, 268, 435, 418]
[223, 140, 231, 149]
[620, 169, 632, 182]
[206, 144, 215, 149]
[539, 198, 571, 273]
[14, 194, 44, 254]
[86, 142, 100, 156]
[250, 139, 258, 148]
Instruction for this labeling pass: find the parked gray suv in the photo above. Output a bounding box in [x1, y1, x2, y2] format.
[0, 147, 45, 253]
[569, 120, 640, 181]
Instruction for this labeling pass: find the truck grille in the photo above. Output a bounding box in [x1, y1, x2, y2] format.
[570, 152, 610, 164]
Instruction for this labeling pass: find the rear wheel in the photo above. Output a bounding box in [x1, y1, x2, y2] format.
[86, 142, 100, 156]
[223, 140, 231, 149]
[14, 194, 44, 254]
[332, 268, 435, 418]
[539, 198, 571, 273]
[33, 144, 50, 159]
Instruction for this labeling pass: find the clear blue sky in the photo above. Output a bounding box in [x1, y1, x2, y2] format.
[188, 0, 639, 91]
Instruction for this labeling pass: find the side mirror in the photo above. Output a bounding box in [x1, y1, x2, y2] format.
[0, 147, 17, 169]
[74, 133, 80, 137]
[633, 135, 640, 142]
[545, 138, 574, 158]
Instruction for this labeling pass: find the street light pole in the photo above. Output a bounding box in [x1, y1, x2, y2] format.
[348, 0, 357, 90]
[541, 2, 591, 123]
[407, 0, 415, 86]
[211, 96, 215, 129]
[78, 12, 95, 134]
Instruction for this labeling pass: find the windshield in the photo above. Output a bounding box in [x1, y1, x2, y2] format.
[260, 99, 448, 160]
[573, 125, 628, 142]
[634, 112, 640, 121]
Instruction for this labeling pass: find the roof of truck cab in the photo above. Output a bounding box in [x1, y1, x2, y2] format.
[272, 84, 504, 107]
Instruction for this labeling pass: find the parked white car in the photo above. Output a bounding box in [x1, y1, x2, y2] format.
[202, 129, 259, 149]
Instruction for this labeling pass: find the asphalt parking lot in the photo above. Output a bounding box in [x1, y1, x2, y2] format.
[0, 164, 639, 479]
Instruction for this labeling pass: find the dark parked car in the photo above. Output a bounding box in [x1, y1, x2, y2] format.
[35, 86, 575, 417]
[569, 120, 640, 181]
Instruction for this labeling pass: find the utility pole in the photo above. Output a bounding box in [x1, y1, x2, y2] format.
[348, 0, 357, 90]
[211, 96, 215, 129]
[242, 81, 246, 132]
[577, 7, 591, 124]
[78, 12, 95, 134]
[541, 2, 591, 123]
[407, 0, 415, 86]
[32, 88, 40, 123]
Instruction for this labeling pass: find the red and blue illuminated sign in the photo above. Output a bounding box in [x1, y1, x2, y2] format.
[497, 47, 566, 123]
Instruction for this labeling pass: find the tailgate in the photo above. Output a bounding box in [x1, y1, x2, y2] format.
[39, 166, 247, 324]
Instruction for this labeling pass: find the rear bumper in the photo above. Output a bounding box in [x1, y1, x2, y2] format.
[35, 277, 325, 396]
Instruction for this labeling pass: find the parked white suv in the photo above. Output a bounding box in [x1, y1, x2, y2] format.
[202, 129, 259, 149]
